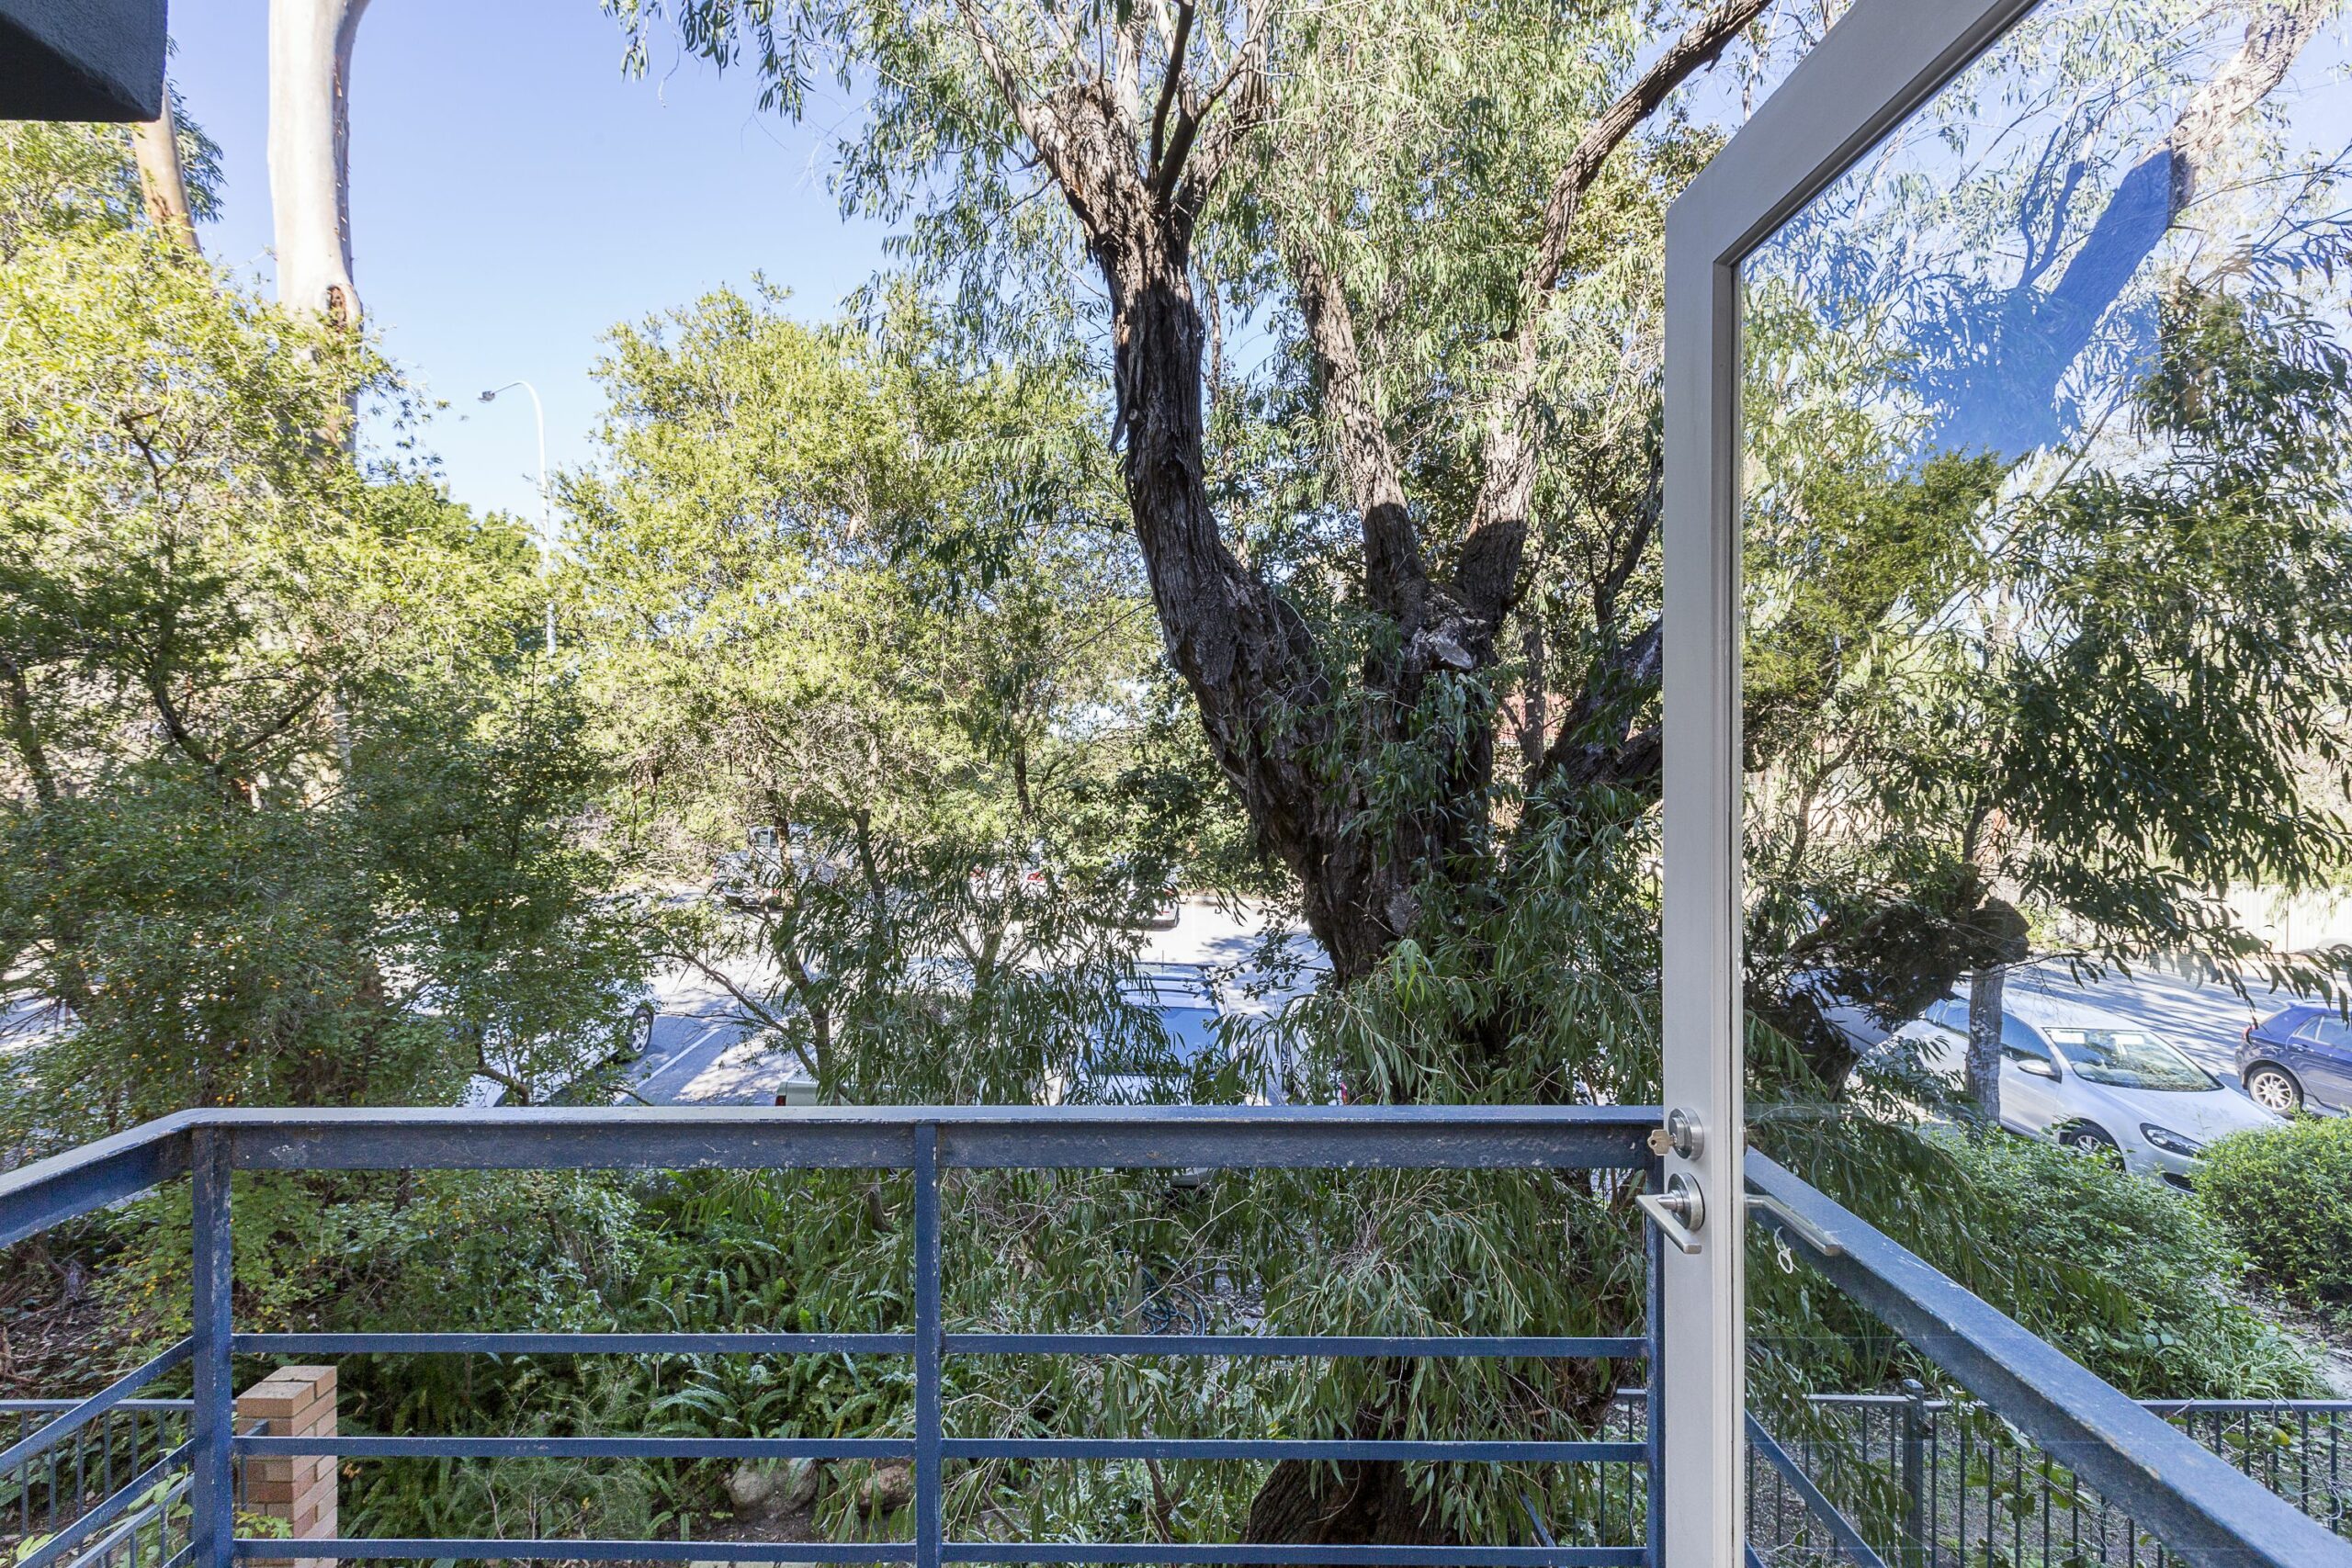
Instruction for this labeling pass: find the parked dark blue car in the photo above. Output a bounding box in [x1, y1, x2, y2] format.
[2236, 1004, 2352, 1114]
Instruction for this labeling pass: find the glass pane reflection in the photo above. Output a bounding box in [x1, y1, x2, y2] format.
[1738, 3, 2352, 1562]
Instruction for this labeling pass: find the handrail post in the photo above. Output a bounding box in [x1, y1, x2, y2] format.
[189, 1127, 234, 1568]
[913, 1122, 942, 1568]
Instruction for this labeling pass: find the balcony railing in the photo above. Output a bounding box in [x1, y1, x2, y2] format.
[1748, 1393, 2352, 1568]
[0, 1108, 2345, 1568]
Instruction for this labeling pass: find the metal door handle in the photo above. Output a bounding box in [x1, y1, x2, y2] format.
[1636, 1172, 1706, 1255]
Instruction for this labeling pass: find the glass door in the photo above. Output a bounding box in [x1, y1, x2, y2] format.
[1664, 0, 2352, 1561]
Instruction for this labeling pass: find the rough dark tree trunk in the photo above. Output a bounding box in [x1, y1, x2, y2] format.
[939, 1, 1778, 1548]
[1242, 1460, 1451, 1555]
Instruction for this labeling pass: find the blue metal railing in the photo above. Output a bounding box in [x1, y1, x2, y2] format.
[3, 1400, 193, 1553]
[1, 1402, 267, 1568]
[6, 1109, 2349, 1568]
[1747, 1153, 2352, 1568]
[0, 1106, 1665, 1568]
[1747, 1392, 2352, 1568]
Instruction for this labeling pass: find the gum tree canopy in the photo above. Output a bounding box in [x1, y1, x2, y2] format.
[614, 0, 2352, 1090]
[612, 0, 1773, 986]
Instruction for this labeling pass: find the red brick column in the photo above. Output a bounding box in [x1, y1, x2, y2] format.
[235, 1366, 337, 1568]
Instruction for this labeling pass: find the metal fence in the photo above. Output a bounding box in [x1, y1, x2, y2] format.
[2, 1400, 193, 1557]
[0, 1107, 1668, 1568]
[4, 1111, 2346, 1568]
[1, 1401, 271, 1568]
[1747, 1391, 2352, 1568]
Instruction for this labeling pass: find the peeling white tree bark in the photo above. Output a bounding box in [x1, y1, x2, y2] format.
[130, 93, 201, 256]
[268, 0, 370, 329]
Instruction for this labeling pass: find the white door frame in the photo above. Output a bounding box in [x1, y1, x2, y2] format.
[1657, 2, 2043, 1562]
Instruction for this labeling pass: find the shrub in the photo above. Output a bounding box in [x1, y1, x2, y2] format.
[1761, 1118, 2324, 1400]
[2199, 1115, 2352, 1320]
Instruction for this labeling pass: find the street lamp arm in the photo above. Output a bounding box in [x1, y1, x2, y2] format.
[477, 378, 556, 656]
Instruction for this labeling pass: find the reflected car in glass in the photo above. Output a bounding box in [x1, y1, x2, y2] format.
[2236, 1004, 2352, 1116]
[1893, 991, 2280, 1184]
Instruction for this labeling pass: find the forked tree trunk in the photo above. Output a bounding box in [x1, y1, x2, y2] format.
[130, 94, 201, 255]
[269, 0, 369, 331]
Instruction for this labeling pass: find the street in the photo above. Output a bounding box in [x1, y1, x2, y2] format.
[623, 898, 1325, 1104]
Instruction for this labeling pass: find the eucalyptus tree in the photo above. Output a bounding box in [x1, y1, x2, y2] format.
[0, 122, 647, 1140]
[611, 0, 1773, 987]
[564, 288, 1208, 1101]
[270, 0, 371, 330]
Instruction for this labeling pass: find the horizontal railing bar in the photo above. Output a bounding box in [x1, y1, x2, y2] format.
[208, 1105, 1655, 1173]
[234, 1332, 915, 1356]
[2136, 1400, 2352, 1414]
[944, 1335, 1647, 1359]
[1806, 1392, 2352, 1415]
[13, 1442, 189, 1568]
[221, 1333, 1647, 1360]
[232, 1434, 1641, 1464]
[233, 1541, 910, 1562]
[1746, 1416, 1888, 1568]
[0, 1116, 192, 1249]
[0, 1338, 192, 1475]
[226, 1542, 1645, 1566]
[939, 1548, 1648, 1565]
[938, 1438, 1646, 1463]
[234, 1435, 913, 1461]
[0, 1398, 194, 1412]
[1747, 1151, 2352, 1568]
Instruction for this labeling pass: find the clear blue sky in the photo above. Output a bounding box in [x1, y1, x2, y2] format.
[169, 0, 893, 525]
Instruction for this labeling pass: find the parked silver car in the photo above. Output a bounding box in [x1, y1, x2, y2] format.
[1891, 989, 2280, 1184]
[1049, 964, 1283, 1106]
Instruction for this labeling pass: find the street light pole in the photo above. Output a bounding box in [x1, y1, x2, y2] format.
[479, 380, 556, 656]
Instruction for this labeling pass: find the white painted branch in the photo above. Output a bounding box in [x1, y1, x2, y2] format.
[268, 0, 370, 329]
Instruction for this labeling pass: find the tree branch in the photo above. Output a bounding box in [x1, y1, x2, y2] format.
[1519, 0, 1772, 317]
[1291, 243, 1427, 627]
[656, 947, 820, 1081]
[1455, 0, 1773, 634]
[1148, 0, 1195, 177]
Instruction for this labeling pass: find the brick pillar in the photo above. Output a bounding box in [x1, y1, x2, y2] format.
[235, 1365, 337, 1568]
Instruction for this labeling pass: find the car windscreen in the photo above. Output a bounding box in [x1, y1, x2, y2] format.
[1089, 1007, 1223, 1077]
[2041, 1027, 2216, 1091]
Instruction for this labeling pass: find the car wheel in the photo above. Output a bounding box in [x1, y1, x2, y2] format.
[2059, 1123, 2121, 1163]
[2244, 1063, 2302, 1114]
[624, 1001, 657, 1062]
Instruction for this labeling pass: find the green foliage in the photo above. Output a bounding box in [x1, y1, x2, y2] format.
[568, 285, 1245, 1103]
[0, 102, 648, 1145]
[1759, 1124, 2322, 1405]
[0, 776, 438, 1122]
[2199, 1116, 2352, 1322]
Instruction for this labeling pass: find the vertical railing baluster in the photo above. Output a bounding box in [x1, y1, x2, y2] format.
[189, 1127, 234, 1568]
[1644, 1166, 1664, 1568]
[1898, 1382, 1926, 1568]
[913, 1122, 942, 1568]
